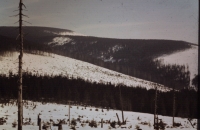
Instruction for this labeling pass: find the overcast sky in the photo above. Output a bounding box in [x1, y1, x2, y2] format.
[0, 0, 198, 44]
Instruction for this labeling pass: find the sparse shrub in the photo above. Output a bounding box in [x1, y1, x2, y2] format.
[105, 120, 110, 124]
[173, 122, 181, 127]
[70, 125, 76, 130]
[77, 117, 81, 122]
[158, 120, 167, 130]
[81, 123, 86, 127]
[71, 119, 77, 126]
[85, 120, 89, 123]
[135, 124, 140, 129]
[110, 121, 116, 128]
[42, 124, 51, 130]
[0, 117, 6, 125]
[148, 121, 151, 127]
[12, 121, 17, 128]
[89, 120, 97, 128]
[140, 121, 148, 125]
[95, 108, 98, 111]
[128, 125, 132, 129]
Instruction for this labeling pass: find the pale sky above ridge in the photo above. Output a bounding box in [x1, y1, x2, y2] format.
[0, 0, 198, 44]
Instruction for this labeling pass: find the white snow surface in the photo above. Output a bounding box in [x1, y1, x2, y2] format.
[109, 45, 123, 53]
[156, 45, 198, 82]
[44, 30, 86, 36]
[48, 37, 72, 46]
[0, 52, 170, 92]
[0, 101, 197, 130]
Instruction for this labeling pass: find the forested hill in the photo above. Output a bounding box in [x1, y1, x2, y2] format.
[0, 73, 197, 118]
[0, 26, 192, 65]
[0, 26, 193, 89]
[0, 26, 197, 119]
[0, 27, 192, 60]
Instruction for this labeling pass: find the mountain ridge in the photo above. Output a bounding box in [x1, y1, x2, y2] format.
[0, 26, 195, 89]
[0, 26, 196, 44]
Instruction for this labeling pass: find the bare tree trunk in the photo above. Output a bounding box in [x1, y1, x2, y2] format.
[68, 101, 71, 126]
[18, 0, 23, 129]
[154, 87, 157, 129]
[119, 86, 124, 124]
[172, 86, 175, 127]
[116, 113, 120, 123]
[101, 119, 103, 128]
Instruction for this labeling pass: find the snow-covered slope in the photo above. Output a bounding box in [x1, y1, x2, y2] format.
[156, 45, 198, 82]
[0, 101, 197, 130]
[0, 52, 170, 91]
[44, 30, 86, 36]
[48, 37, 72, 46]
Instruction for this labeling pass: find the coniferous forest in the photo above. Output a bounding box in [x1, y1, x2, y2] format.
[0, 72, 197, 119]
[0, 34, 192, 90]
[0, 32, 198, 122]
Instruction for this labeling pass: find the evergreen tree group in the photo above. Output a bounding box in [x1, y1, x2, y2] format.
[0, 72, 197, 118]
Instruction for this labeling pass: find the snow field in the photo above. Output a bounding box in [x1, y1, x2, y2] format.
[156, 45, 198, 82]
[48, 37, 72, 46]
[0, 52, 170, 92]
[44, 30, 86, 36]
[0, 101, 197, 130]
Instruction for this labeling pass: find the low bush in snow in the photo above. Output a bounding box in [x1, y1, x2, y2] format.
[173, 122, 182, 127]
[71, 118, 77, 126]
[0, 117, 6, 125]
[110, 121, 116, 128]
[135, 124, 140, 129]
[89, 120, 97, 128]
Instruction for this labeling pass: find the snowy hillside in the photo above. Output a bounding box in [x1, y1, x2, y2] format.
[0, 52, 170, 91]
[48, 37, 72, 46]
[0, 100, 197, 130]
[156, 45, 198, 82]
[44, 30, 86, 36]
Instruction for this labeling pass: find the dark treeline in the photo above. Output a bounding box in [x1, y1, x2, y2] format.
[0, 35, 53, 56]
[0, 72, 197, 118]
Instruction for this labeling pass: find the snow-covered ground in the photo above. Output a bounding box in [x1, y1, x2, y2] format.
[156, 45, 198, 82]
[44, 30, 86, 36]
[0, 52, 170, 91]
[0, 101, 197, 130]
[48, 37, 72, 46]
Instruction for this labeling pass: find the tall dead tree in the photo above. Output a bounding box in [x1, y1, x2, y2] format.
[68, 101, 71, 126]
[119, 86, 124, 124]
[172, 86, 175, 127]
[17, 0, 29, 129]
[154, 87, 158, 129]
[18, 0, 23, 129]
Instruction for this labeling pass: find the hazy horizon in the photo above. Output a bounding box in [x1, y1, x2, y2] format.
[0, 0, 198, 44]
